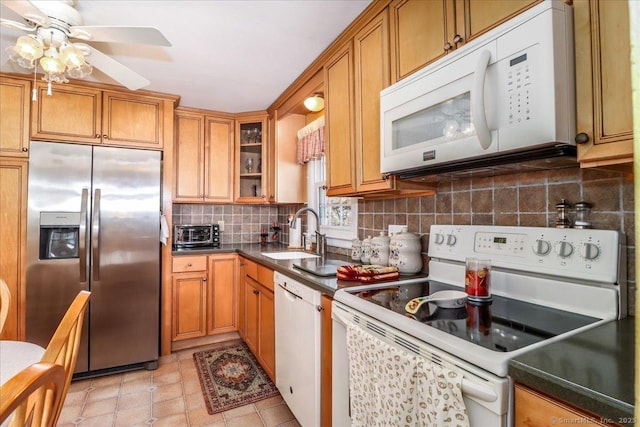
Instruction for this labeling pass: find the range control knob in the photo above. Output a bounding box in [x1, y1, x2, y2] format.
[532, 239, 551, 256]
[446, 234, 457, 246]
[433, 233, 445, 245]
[580, 242, 600, 260]
[555, 241, 574, 258]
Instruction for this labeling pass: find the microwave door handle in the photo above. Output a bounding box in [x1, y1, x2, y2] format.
[92, 188, 101, 281]
[472, 49, 492, 150]
[79, 188, 89, 283]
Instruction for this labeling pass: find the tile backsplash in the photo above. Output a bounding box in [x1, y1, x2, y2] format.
[172, 204, 279, 244]
[354, 167, 635, 316]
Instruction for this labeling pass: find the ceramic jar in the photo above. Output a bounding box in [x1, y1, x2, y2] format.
[389, 231, 422, 274]
[350, 239, 362, 261]
[370, 231, 390, 266]
[360, 235, 372, 264]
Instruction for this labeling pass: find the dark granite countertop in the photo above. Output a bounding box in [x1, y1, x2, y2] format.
[509, 317, 635, 426]
[172, 243, 428, 296]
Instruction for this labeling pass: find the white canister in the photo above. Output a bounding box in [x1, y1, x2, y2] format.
[350, 239, 362, 261]
[360, 235, 372, 264]
[389, 231, 422, 274]
[370, 231, 390, 266]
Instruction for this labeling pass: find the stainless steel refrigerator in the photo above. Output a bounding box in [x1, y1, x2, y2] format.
[26, 140, 161, 375]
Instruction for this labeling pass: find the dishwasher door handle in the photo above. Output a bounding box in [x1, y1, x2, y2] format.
[278, 283, 302, 300]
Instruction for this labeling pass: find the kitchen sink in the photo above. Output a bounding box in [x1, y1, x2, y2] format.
[261, 251, 320, 260]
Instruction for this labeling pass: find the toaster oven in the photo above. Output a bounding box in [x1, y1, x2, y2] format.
[174, 224, 220, 248]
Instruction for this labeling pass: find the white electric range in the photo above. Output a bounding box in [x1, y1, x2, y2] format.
[332, 225, 626, 426]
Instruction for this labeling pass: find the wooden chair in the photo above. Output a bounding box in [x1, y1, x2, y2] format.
[0, 279, 10, 336]
[0, 362, 65, 427]
[40, 290, 90, 426]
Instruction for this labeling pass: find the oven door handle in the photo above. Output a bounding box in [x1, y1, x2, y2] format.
[333, 305, 498, 403]
[461, 379, 497, 403]
[332, 305, 350, 327]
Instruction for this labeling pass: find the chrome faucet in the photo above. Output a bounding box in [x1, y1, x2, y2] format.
[291, 207, 326, 258]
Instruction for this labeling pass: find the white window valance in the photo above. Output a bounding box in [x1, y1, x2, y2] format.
[296, 116, 325, 165]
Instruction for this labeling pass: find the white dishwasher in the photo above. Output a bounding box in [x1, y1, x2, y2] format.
[274, 271, 322, 427]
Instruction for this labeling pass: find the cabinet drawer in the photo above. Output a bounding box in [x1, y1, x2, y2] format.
[244, 258, 258, 280]
[257, 265, 274, 292]
[172, 256, 207, 273]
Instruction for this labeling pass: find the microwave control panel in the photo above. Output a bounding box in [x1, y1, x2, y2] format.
[507, 53, 532, 125]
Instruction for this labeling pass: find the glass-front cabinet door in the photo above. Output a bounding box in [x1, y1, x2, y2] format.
[235, 113, 268, 203]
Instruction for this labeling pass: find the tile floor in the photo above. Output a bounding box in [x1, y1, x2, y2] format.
[58, 343, 301, 427]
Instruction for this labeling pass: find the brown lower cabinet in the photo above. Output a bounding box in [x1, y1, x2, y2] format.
[514, 383, 619, 427]
[171, 254, 237, 342]
[238, 257, 276, 381]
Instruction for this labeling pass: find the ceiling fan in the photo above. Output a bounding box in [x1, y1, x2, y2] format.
[0, 0, 171, 91]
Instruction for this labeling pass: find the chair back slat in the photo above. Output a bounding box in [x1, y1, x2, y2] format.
[40, 290, 91, 426]
[0, 362, 65, 427]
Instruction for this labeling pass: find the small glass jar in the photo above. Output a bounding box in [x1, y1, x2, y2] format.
[555, 199, 573, 228]
[573, 201, 592, 229]
[465, 258, 491, 301]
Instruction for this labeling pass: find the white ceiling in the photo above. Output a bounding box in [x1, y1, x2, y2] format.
[0, 0, 372, 112]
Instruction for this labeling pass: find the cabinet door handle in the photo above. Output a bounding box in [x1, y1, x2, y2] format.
[575, 132, 590, 144]
[444, 42, 453, 51]
[22, 147, 28, 152]
[253, 289, 259, 295]
[102, 134, 108, 139]
[203, 277, 207, 282]
[187, 263, 192, 267]
[95, 134, 101, 139]
[453, 34, 464, 44]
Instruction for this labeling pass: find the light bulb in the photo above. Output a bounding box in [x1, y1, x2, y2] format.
[15, 35, 44, 61]
[40, 55, 66, 74]
[304, 94, 325, 112]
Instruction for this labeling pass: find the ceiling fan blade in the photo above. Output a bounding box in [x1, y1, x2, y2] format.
[0, 0, 49, 27]
[76, 43, 150, 91]
[0, 17, 37, 32]
[69, 26, 171, 46]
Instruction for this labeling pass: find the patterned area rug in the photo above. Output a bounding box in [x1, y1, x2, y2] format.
[193, 340, 280, 414]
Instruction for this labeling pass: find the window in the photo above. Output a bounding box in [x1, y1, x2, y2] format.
[307, 157, 358, 248]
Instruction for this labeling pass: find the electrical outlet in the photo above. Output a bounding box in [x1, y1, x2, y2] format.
[217, 220, 225, 231]
[388, 224, 407, 236]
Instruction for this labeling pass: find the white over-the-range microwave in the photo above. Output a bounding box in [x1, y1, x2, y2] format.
[380, 0, 576, 179]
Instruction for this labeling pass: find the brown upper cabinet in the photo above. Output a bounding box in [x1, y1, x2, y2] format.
[174, 109, 235, 203]
[31, 82, 174, 149]
[235, 113, 269, 203]
[325, 9, 436, 197]
[574, 0, 633, 169]
[324, 42, 356, 196]
[389, 0, 541, 83]
[0, 76, 31, 157]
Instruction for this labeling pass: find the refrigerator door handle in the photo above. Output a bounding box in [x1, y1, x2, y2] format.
[79, 188, 89, 283]
[92, 188, 101, 281]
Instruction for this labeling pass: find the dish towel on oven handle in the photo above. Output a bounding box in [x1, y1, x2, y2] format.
[346, 322, 469, 427]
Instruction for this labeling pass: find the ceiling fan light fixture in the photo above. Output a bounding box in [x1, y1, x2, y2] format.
[6, 35, 44, 68]
[304, 94, 325, 112]
[59, 43, 92, 78]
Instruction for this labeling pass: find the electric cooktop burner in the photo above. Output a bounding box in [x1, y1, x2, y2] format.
[348, 281, 600, 353]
